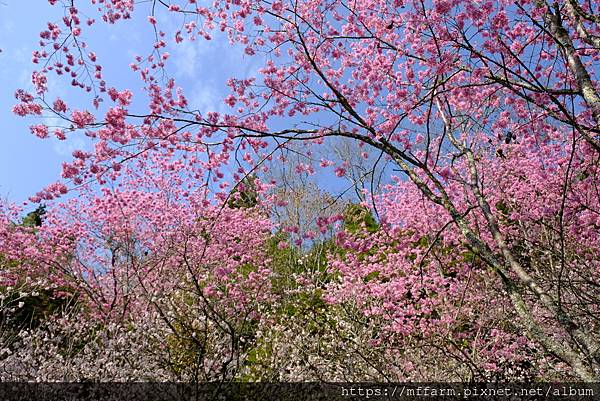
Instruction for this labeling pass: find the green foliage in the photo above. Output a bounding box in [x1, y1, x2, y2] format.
[1, 286, 77, 337]
[363, 270, 380, 283]
[494, 200, 509, 215]
[228, 176, 259, 209]
[343, 204, 378, 234]
[165, 320, 208, 378]
[238, 230, 343, 378]
[264, 231, 339, 297]
[21, 205, 46, 228]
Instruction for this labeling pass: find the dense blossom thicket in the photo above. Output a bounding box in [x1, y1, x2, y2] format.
[2, 0, 600, 381]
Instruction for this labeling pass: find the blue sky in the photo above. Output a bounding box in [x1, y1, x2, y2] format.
[0, 0, 261, 204]
[0, 0, 385, 214]
[0, 1, 62, 203]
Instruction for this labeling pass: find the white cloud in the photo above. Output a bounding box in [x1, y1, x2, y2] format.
[172, 39, 198, 78]
[188, 83, 226, 115]
[52, 136, 87, 157]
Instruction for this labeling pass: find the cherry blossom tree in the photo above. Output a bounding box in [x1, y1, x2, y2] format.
[0, 152, 276, 381]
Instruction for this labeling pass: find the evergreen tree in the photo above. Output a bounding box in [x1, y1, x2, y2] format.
[21, 205, 46, 227]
